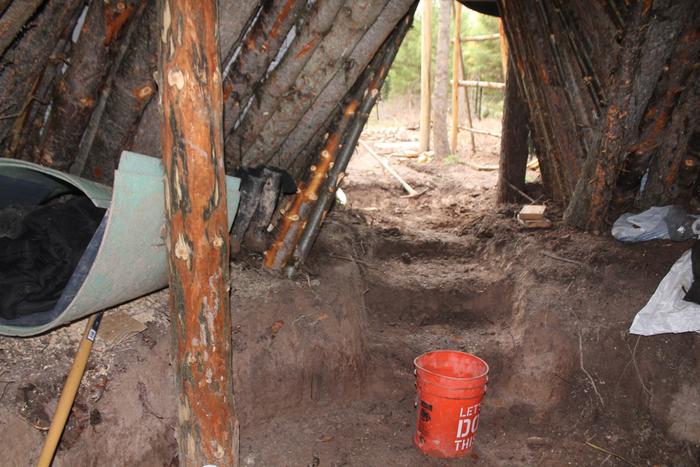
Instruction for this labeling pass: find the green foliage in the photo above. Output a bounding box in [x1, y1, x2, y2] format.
[442, 153, 462, 165]
[383, 1, 504, 117]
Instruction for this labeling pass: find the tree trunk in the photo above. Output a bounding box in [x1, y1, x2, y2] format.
[158, 0, 238, 465]
[419, 0, 431, 152]
[449, 2, 460, 154]
[431, 0, 450, 158]
[497, 56, 529, 203]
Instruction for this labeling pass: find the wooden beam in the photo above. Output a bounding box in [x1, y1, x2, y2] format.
[458, 79, 505, 89]
[459, 126, 501, 138]
[419, 0, 432, 152]
[159, 0, 238, 465]
[450, 1, 461, 154]
[459, 33, 500, 42]
[458, 42, 476, 154]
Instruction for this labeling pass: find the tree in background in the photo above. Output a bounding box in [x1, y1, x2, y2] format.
[384, 1, 503, 118]
[431, 0, 451, 157]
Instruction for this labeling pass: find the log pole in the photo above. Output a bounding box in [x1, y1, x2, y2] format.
[158, 1, 238, 465]
[458, 44, 476, 154]
[498, 19, 508, 79]
[450, 2, 461, 154]
[460, 126, 501, 138]
[497, 57, 530, 203]
[419, 0, 432, 152]
[458, 79, 505, 89]
[459, 33, 500, 42]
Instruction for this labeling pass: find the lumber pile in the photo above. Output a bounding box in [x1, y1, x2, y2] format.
[517, 205, 551, 229]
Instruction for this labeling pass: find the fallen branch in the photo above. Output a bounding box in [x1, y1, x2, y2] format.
[459, 126, 502, 138]
[579, 330, 605, 408]
[628, 335, 652, 398]
[507, 181, 536, 204]
[467, 162, 498, 171]
[542, 251, 586, 267]
[585, 441, 637, 466]
[358, 139, 423, 197]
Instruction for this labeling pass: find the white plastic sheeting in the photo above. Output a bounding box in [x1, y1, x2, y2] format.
[630, 250, 700, 335]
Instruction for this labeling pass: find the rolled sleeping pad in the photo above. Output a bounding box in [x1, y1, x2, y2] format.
[0, 151, 240, 336]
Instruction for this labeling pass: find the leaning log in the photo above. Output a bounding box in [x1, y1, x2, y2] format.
[263, 3, 416, 272]
[230, 0, 413, 173]
[222, 0, 346, 171]
[0, 0, 84, 152]
[271, 0, 414, 173]
[159, 0, 238, 465]
[80, 1, 157, 183]
[498, 0, 700, 229]
[221, 0, 307, 134]
[34, 0, 137, 172]
[562, 1, 694, 230]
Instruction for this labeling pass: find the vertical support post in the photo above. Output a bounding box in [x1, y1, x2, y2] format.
[450, 1, 461, 154]
[498, 19, 508, 79]
[419, 0, 432, 152]
[158, 1, 238, 465]
[458, 46, 477, 154]
[497, 55, 530, 203]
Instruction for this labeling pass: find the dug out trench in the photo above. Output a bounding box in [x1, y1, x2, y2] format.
[1, 157, 699, 466]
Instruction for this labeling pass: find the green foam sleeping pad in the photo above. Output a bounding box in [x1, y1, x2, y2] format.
[0, 151, 240, 337]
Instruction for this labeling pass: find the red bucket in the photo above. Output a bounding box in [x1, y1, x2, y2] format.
[413, 350, 489, 458]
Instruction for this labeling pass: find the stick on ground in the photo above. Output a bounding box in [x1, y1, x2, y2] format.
[579, 330, 605, 408]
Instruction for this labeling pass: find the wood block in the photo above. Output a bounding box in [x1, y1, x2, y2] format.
[519, 204, 546, 220]
[517, 217, 552, 229]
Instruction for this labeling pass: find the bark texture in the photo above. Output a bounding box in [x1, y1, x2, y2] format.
[34, 0, 137, 172]
[158, 0, 237, 465]
[498, 0, 700, 229]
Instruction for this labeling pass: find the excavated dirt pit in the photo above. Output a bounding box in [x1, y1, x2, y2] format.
[1, 126, 699, 465]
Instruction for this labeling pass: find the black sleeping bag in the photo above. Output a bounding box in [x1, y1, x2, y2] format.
[0, 196, 105, 320]
[684, 239, 700, 305]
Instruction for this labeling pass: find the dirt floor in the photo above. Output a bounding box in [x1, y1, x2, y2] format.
[1, 120, 699, 466]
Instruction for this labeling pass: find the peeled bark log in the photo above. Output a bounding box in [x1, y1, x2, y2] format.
[497, 57, 529, 203]
[158, 0, 237, 465]
[264, 3, 415, 272]
[431, 0, 450, 158]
